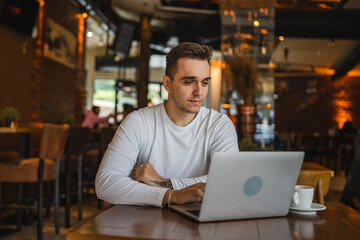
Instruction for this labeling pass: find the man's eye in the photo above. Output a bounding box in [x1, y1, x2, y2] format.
[185, 81, 193, 85]
[202, 81, 209, 86]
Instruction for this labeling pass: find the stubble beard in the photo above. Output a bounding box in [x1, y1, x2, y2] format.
[172, 95, 202, 115]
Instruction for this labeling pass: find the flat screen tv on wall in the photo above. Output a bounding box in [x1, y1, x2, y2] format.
[111, 22, 135, 56]
[0, 0, 39, 35]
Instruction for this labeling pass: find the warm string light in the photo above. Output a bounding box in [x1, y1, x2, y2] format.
[36, 0, 45, 47]
[76, 13, 85, 72]
[223, 104, 230, 109]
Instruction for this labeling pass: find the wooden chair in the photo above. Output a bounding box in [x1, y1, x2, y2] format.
[0, 123, 69, 240]
[19, 122, 45, 158]
[297, 162, 334, 205]
[63, 126, 90, 228]
[83, 127, 116, 208]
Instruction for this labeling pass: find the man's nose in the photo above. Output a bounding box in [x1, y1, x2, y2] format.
[193, 82, 202, 96]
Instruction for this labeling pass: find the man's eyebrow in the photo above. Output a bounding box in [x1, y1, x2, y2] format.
[180, 76, 211, 81]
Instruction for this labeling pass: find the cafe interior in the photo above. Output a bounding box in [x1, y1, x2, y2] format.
[0, 0, 360, 239]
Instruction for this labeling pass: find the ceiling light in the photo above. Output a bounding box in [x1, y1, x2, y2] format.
[87, 30, 93, 37]
[81, 12, 88, 18]
[253, 20, 260, 27]
[279, 36, 285, 41]
[98, 41, 104, 47]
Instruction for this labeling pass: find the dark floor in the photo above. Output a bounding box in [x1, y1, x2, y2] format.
[0, 176, 359, 240]
[0, 192, 104, 240]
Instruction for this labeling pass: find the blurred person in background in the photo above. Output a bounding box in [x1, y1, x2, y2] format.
[340, 129, 360, 211]
[82, 106, 114, 129]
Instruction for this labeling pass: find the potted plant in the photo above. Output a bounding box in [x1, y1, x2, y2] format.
[238, 139, 258, 151]
[226, 56, 258, 140]
[0, 107, 20, 127]
[63, 113, 76, 126]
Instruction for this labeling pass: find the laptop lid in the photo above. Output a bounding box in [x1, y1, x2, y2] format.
[170, 151, 304, 222]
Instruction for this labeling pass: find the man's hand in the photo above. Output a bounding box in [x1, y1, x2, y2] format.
[134, 162, 171, 188]
[162, 182, 206, 206]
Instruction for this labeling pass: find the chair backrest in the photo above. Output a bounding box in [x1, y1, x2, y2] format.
[99, 127, 117, 153]
[19, 121, 45, 157]
[65, 126, 90, 155]
[39, 123, 70, 159]
[97, 127, 117, 167]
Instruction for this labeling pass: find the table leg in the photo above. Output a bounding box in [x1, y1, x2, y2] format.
[18, 132, 30, 158]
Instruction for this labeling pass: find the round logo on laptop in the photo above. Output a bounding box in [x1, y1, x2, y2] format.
[243, 176, 263, 196]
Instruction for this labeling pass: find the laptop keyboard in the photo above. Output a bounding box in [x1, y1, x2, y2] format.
[186, 209, 200, 217]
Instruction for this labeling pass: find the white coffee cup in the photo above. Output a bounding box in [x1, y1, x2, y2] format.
[291, 185, 313, 209]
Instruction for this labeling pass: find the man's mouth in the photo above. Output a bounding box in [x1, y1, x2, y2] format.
[189, 99, 202, 104]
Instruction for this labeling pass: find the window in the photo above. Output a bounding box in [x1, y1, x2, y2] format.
[93, 79, 167, 121]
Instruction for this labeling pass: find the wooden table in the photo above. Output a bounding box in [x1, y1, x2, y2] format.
[298, 162, 334, 205]
[66, 205, 360, 240]
[0, 127, 30, 158]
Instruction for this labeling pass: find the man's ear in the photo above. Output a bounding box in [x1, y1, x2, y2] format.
[163, 76, 171, 93]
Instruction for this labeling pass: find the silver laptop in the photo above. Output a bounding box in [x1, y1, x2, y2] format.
[170, 151, 304, 222]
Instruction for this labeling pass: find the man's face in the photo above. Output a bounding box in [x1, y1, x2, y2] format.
[94, 107, 100, 115]
[164, 58, 210, 114]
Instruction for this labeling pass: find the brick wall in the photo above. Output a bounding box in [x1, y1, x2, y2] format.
[0, 0, 84, 124]
[275, 74, 360, 133]
[30, 1, 84, 123]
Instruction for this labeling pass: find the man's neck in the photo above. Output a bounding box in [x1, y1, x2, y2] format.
[164, 102, 198, 127]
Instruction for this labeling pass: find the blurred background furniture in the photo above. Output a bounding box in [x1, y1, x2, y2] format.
[19, 122, 46, 158]
[83, 127, 117, 208]
[0, 127, 30, 160]
[297, 162, 334, 205]
[336, 133, 356, 176]
[0, 123, 69, 240]
[63, 126, 90, 228]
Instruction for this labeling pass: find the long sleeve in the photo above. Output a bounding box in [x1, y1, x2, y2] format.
[95, 112, 168, 207]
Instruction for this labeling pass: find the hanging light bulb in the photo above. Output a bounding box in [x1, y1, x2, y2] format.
[87, 30, 93, 37]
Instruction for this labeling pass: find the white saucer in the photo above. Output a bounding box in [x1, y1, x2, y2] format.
[289, 203, 326, 215]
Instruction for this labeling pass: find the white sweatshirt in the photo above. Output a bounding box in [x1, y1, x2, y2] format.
[95, 104, 239, 207]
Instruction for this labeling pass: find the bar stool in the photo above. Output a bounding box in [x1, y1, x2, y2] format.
[83, 127, 116, 208]
[0, 123, 69, 240]
[63, 126, 90, 228]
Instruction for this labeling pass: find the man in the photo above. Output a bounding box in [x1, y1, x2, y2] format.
[82, 106, 113, 129]
[95, 42, 238, 207]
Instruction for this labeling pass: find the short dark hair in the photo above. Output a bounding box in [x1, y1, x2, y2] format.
[165, 42, 213, 79]
[92, 106, 100, 113]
